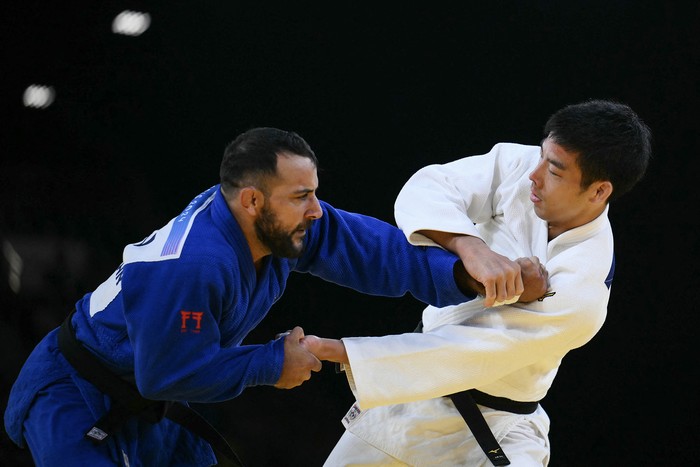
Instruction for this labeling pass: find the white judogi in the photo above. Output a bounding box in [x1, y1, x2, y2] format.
[325, 143, 614, 466]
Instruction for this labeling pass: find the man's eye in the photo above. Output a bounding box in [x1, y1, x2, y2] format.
[548, 163, 561, 176]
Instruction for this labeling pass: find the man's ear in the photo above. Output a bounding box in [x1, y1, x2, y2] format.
[591, 181, 613, 204]
[239, 186, 265, 214]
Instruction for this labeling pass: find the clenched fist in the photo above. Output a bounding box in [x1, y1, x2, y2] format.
[274, 326, 322, 389]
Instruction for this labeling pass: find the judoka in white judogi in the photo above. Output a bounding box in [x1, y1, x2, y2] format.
[325, 142, 616, 466]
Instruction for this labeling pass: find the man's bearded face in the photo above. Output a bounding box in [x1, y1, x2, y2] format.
[254, 203, 311, 258]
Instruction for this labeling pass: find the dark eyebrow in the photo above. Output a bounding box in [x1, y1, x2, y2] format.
[292, 187, 316, 195]
[548, 158, 566, 170]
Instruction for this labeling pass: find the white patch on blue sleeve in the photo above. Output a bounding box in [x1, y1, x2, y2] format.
[89, 263, 123, 316]
[89, 187, 216, 317]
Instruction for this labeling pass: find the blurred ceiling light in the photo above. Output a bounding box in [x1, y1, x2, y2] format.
[112, 10, 151, 36]
[3, 239, 23, 294]
[22, 84, 55, 109]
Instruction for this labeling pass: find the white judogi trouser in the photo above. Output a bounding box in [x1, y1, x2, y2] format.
[324, 401, 551, 467]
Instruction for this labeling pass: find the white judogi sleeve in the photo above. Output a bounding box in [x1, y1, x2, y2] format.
[394, 142, 535, 248]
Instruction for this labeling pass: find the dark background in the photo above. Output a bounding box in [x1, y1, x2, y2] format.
[1, 1, 698, 465]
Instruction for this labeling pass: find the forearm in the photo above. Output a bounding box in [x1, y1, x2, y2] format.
[301, 336, 348, 364]
[418, 230, 488, 261]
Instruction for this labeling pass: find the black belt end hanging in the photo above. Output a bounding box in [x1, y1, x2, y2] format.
[414, 320, 509, 465]
[449, 390, 511, 466]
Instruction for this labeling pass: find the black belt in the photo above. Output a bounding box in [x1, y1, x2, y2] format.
[449, 389, 538, 466]
[414, 320, 539, 466]
[57, 310, 244, 467]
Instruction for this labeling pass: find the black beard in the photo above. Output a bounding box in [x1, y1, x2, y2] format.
[254, 204, 309, 258]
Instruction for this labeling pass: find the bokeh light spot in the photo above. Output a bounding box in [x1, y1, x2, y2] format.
[22, 84, 55, 109]
[112, 10, 151, 36]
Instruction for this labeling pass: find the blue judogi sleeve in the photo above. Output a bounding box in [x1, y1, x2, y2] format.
[120, 253, 287, 403]
[296, 201, 473, 308]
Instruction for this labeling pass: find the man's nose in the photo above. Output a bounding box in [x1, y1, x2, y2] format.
[528, 170, 537, 184]
[528, 161, 544, 184]
[306, 195, 323, 220]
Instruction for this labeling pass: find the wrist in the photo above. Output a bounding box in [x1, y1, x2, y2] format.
[453, 260, 485, 297]
[326, 338, 349, 364]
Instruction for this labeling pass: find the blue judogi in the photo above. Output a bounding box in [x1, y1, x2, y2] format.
[5, 185, 471, 466]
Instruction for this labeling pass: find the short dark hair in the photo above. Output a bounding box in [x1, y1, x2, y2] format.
[219, 127, 318, 194]
[544, 99, 652, 202]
